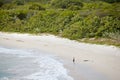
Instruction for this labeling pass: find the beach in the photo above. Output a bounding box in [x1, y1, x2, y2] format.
[0, 32, 120, 80]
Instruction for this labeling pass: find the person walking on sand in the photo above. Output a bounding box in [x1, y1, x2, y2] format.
[73, 57, 75, 63]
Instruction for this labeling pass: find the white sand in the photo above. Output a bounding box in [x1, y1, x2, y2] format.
[0, 32, 120, 80]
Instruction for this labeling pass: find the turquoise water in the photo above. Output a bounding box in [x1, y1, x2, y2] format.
[0, 72, 11, 78]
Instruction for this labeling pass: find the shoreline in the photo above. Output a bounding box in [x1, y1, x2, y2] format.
[0, 32, 120, 80]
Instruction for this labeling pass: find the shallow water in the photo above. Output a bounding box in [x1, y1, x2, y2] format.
[0, 47, 73, 80]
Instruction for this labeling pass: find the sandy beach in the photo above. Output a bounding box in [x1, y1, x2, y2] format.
[0, 32, 120, 80]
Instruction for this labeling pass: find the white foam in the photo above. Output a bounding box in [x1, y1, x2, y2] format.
[0, 47, 73, 80]
[25, 56, 73, 80]
[0, 77, 9, 80]
[0, 47, 35, 57]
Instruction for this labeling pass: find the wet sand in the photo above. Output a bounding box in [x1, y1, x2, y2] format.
[0, 32, 120, 80]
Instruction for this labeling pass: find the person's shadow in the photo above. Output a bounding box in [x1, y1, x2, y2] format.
[73, 57, 75, 64]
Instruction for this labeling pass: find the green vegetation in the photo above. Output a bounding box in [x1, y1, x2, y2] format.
[0, 0, 120, 46]
[51, 0, 83, 10]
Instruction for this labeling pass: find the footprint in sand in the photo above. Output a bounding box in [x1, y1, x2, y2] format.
[44, 44, 48, 46]
[3, 38, 9, 40]
[16, 40, 24, 42]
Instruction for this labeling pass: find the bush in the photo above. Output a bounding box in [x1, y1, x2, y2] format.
[29, 3, 45, 10]
[12, 0, 25, 5]
[17, 12, 26, 20]
[101, 0, 120, 3]
[51, 0, 83, 10]
[1, 3, 16, 9]
[83, 1, 111, 10]
[0, 0, 3, 7]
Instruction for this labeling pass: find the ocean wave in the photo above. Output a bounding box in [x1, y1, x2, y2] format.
[0, 47, 73, 80]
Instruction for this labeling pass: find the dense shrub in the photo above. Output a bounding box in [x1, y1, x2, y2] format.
[12, 0, 25, 5]
[51, 0, 83, 10]
[0, 0, 120, 46]
[1, 3, 16, 9]
[0, 1, 3, 7]
[101, 0, 120, 3]
[0, 9, 36, 32]
[29, 3, 45, 10]
[83, 1, 112, 10]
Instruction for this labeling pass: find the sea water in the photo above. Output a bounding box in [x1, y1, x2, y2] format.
[0, 47, 73, 80]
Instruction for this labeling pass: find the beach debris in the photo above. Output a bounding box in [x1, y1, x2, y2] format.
[83, 60, 89, 62]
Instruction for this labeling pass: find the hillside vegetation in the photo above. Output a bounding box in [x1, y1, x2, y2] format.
[0, 0, 120, 46]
